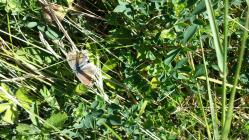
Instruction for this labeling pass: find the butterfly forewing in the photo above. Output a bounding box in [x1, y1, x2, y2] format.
[67, 51, 87, 69]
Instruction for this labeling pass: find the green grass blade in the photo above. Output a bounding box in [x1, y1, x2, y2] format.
[102, 122, 123, 140]
[221, 4, 249, 139]
[204, 0, 224, 73]
[196, 83, 212, 140]
[7, 13, 12, 43]
[188, 50, 212, 140]
[200, 34, 219, 139]
[222, 0, 229, 127]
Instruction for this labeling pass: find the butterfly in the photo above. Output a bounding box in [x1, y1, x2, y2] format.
[67, 50, 98, 87]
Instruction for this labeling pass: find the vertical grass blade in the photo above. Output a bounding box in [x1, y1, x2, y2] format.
[200, 35, 219, 140]
[188, 51, 212, 140]
[7, 13, 13, 43]
[196, 83, 212, 140]
[204, 0, 224, 73]
[222, 0, 229, 127]
[221, 4, 249, 139]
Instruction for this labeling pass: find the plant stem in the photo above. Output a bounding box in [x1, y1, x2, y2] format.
[7, 13, 12, 44]
[222, 0, 229, 127]
[196, 83, 212, 140]
[188, 51, 212, 140]
[102, 122, 122, 140]
[221, 4, 249, 139]
[200, 34, 219, 140]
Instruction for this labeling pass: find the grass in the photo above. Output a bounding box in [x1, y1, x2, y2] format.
[222, 3, 249, 139]
[0, 0, 249, 139]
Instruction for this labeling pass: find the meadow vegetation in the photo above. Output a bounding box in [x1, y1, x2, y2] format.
[0, 0, 249, 139]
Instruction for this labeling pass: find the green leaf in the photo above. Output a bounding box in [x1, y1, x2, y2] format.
[81, 114, 94, 129]
[2, 105, 18, 124]
[160, 29, 176, 39]
[211, 64, 220, 72]
[139, 100, 148, 116]
[164, 49, 181, 65]
[204, 1, 224, 73]
[0, 103, 11, 113]
[75, 84, 88, 95]
[102, 59, 118, 72]
[15, 87, 33, 109]
[182, 25, 198, 44]
[30, 102, 39, 126]
[109, 115, 121, 125]
[105, 81, 116, 89]
[175, 58, 188, 68]
[146, 51, 156, 60]
[191, 0, 206, 15]
[96, 118, 106, 126]
[113, 2, 129, 13]
[40, 86, 60, 110]
[26, 22, 37, 28]
[150, 77, 158, 89]
[0, 83, 12, 101]
[45, 28, 59, 40]
[44, 112, 68, 129]
[5, 0, 23, 13]
[16, 124, 40, 135]
[37, 26, 45, 32]
[0, 0, 6, 3]
[193, 64, 205, 78]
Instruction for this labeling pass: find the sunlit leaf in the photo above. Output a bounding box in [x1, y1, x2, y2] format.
[40, 86, 60, 110]
[44, 112, 68, 129]
[16, 124, 40, 135]
[160, 29, 176, 39]
[113, 2, 129, 13]
[5, 0, 23, 12]
[102, 59, 118, 72]
[75, 84, 88, 95]
[30, 102, 39, 126]
[26, 22, 37, 28]
[146, 51, 156, 60]
[15, 87, 33, 109]
[150, 77, 158, 89]
[2, 105, 18, 124]
[138, 100, 148, 116]
[0, 103, 11, 113]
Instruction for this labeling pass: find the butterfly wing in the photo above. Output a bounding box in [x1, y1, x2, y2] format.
[76, 63, 98, 87]
[67, 50, 88, 71]
[67, 51, 77, 71]
[67, 50, 97, 87]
